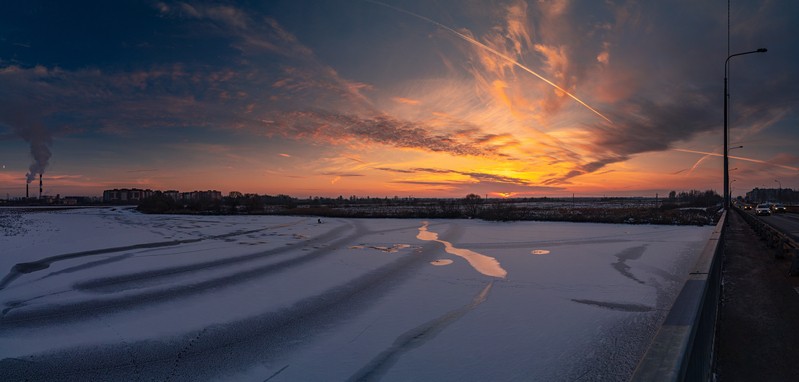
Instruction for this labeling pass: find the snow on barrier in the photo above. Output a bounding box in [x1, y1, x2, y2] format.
[630, 211, 726, 382]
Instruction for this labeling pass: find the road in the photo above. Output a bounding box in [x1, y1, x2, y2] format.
[758, 212, 799, 241]
[715, 209, 799, 381]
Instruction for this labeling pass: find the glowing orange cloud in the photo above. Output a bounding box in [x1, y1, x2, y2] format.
[367, 0, 613, 124]
[393, 97, 421, 105]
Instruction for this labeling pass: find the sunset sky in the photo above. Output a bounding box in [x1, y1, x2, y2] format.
[1, 1, 797, 199]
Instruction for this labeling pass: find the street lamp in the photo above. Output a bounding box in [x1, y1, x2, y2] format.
[775, 179, 782, 202]
[729, 170, 738, 202]
[724, 48, 767, 209]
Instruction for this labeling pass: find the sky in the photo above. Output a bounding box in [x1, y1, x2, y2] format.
[1, 0, 797, 199]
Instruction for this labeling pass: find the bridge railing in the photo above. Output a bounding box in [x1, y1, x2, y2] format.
[735, 207, 799, 275]
[630, 211, 726, 382]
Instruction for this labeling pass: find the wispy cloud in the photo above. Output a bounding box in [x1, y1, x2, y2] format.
[392, 97, 421, 105]
[377, 166, 530, 186]
[319, 172, 364, 177]
[264, 111, 517, 158]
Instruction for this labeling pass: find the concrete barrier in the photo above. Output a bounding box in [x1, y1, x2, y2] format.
[791, 249, 799, 276]
[735, 207, 799, 263]
[630, 211, 725, 382]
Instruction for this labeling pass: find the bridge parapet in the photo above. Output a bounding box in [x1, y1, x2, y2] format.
[630, 211, 725, 381]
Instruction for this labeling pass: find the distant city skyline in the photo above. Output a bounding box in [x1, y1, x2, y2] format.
[1, 1, 798, 198]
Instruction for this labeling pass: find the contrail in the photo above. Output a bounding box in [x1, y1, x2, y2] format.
[366, 0, 613, 124]
[675, 153, 713, 175]
[673, 148, 799, 171]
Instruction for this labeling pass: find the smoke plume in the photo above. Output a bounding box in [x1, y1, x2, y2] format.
[25, 134, 52, 183]
[2, 108, 53, 183]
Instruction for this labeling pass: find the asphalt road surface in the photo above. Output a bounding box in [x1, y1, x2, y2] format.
[715, 209, 799, 381]
[758, 211, 799, 241]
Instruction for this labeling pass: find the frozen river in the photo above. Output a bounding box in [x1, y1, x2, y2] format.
[0, 208, 714, 381]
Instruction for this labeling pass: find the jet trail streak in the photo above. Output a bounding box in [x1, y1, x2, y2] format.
[367, 0, 613, 124]
[673, 148, 799, 171]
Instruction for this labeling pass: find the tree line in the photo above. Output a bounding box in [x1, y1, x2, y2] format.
[136, 190, 722, 226]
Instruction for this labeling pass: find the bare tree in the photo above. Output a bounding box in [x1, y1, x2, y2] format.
[463, 193, 483, 218]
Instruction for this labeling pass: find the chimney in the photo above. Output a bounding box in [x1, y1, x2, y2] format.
[39, 174, 42, 199]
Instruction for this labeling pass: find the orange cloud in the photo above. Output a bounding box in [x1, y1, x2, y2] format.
[392, 97, 421, 105]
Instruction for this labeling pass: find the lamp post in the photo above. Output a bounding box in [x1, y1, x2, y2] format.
[724, 48, 767, 209]
[775, 179, 782, 202]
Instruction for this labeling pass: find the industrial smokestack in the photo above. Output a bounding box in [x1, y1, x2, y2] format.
[39, 173, 42, 199]
[26, 183, 29, 199]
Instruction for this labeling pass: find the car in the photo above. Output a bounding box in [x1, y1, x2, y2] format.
[771, 203, 786, 213]
[755, 204, 771, 216]
[743, 204, 753, 210]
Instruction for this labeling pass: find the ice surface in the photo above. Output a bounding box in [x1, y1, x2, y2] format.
[0, 207, 714, 381]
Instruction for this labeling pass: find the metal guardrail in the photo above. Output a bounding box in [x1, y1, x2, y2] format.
[734, 207, 799, 275]
[630, 211, 726, 382]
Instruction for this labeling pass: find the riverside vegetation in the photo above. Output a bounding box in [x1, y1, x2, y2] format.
[136, 190, 722, 226]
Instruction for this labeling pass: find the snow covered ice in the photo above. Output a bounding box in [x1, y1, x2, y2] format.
[0, 207, 714, 381]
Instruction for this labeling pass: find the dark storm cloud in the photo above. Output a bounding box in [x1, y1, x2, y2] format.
[319, 172, 364, 177]
[265, 110, 513, 158]
[599, 94, 715, 153]
[389, 180, 455, 186]
[377, 166, 530, 186]
[540, 91, 716, 183]
[0, 64, 254, 132]
[375, 167, 416, 174]
[389, 178, 564, 195]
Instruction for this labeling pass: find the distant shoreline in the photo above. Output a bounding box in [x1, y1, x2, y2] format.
[1, 199, 722, 226]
